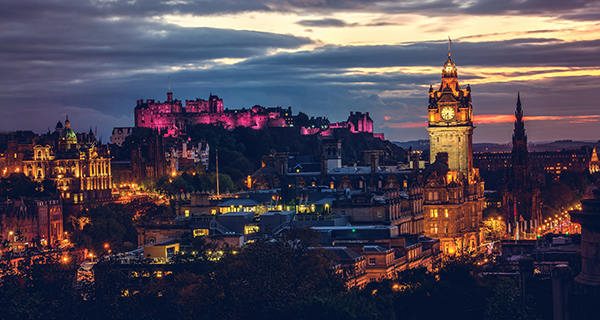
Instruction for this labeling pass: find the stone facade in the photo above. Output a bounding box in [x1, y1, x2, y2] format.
[423, 53, 485, 255]
[0, 198, 63, 254]
[2, 117, 112, 204]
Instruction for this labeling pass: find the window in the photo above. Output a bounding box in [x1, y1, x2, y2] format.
[430, 223, 438, 234]
[444, 209, 449, 218]
[433, 192, 439, 200]
[368, 258, 376, 265]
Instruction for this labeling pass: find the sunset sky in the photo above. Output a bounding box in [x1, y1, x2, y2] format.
[2, 0, 600, 143]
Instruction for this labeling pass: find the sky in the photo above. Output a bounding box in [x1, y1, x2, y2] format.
[2, 0, 600, 143]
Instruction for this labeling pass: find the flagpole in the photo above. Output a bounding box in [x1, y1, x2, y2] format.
[216, 149, 219, 197]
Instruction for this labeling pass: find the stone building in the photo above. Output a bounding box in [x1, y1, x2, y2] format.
[0, 198, 63, 254]
[501, 95, 541, 238]
[423, 53, 485, 255]
[1, 117, 112, 204]
[474, 148, 595, 176]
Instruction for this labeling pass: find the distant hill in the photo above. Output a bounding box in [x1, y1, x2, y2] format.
[395, 139, 600, 153]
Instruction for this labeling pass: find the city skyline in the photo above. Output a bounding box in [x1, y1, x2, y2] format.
[2, 0, 600, 143]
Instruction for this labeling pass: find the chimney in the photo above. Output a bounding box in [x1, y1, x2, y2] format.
[412, 152, 420, 176]
[436, 152, 449, 167]
[320, 154, 328, 177]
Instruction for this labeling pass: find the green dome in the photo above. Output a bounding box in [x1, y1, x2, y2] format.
[60, 128, 77, 143]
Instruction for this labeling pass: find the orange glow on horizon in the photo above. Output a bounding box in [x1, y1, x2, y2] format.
[380, 114, 600, 129]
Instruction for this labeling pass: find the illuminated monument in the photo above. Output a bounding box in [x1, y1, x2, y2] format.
[501, 94, 541, 239]
[422, 52, 485, 255]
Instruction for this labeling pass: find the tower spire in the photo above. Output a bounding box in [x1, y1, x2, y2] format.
[515, 92, 523, 119]
[448, 36, 452, 56]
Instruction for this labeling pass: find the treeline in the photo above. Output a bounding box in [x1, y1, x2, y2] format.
[0, 230, 540, 320]
[117, 124, 403, 193]
[69, 201, 171, 254]
[0, 172, 57, 198]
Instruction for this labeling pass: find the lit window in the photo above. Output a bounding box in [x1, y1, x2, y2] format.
[431, 209, 438, 218]
[430, 223, 438, 234]
[445, 209, 449, 218]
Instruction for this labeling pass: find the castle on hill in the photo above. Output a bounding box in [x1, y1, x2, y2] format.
[132, 92, 384, 140]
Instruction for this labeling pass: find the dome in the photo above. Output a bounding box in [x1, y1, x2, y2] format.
[442, 54, 457, 78]
[55, 121, 63, 129]
[422, 152, 450, 179]
[60, 128, 77, 142]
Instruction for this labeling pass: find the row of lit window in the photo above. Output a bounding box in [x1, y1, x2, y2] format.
[430, 209, 449, 218]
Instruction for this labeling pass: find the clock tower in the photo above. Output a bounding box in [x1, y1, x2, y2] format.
[427, 53, 474, 179]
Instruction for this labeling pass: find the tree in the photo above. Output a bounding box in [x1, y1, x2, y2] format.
[70, 204, 137, 254]
[485, 279, 540, 320]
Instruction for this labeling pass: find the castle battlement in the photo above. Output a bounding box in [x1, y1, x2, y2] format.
[134, 92, 291, 133]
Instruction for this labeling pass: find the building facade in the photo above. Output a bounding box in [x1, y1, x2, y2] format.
[0, 198, 63, 254]
[1, 117, 112, 204]
[423, 53, 485, 255]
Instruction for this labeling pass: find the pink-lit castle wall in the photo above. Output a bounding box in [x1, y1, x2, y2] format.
[134, 92, 290, 133]
[301, 111, 384, 140]
[135, 92, 384, 140]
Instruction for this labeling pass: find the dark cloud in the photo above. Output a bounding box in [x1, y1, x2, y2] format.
[295, 18, 398, 28]
[2, 0, 600, 143]
[0, 0, 272, 20]
[4, 0, 596, 20]
[282, 0, 600, 17]
[296, 18, 358, 27]
[558, 13, 600, 21]
[364, 21, 398, 27]
[235, 38, 600, 71]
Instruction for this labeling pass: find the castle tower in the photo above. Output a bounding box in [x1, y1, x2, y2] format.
[427, 53, 474, 179]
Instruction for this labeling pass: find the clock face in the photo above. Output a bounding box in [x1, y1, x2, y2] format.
[441, 107, 455, 120]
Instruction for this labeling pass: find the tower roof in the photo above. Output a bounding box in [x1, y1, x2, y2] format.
[442, 54, 457, 78]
